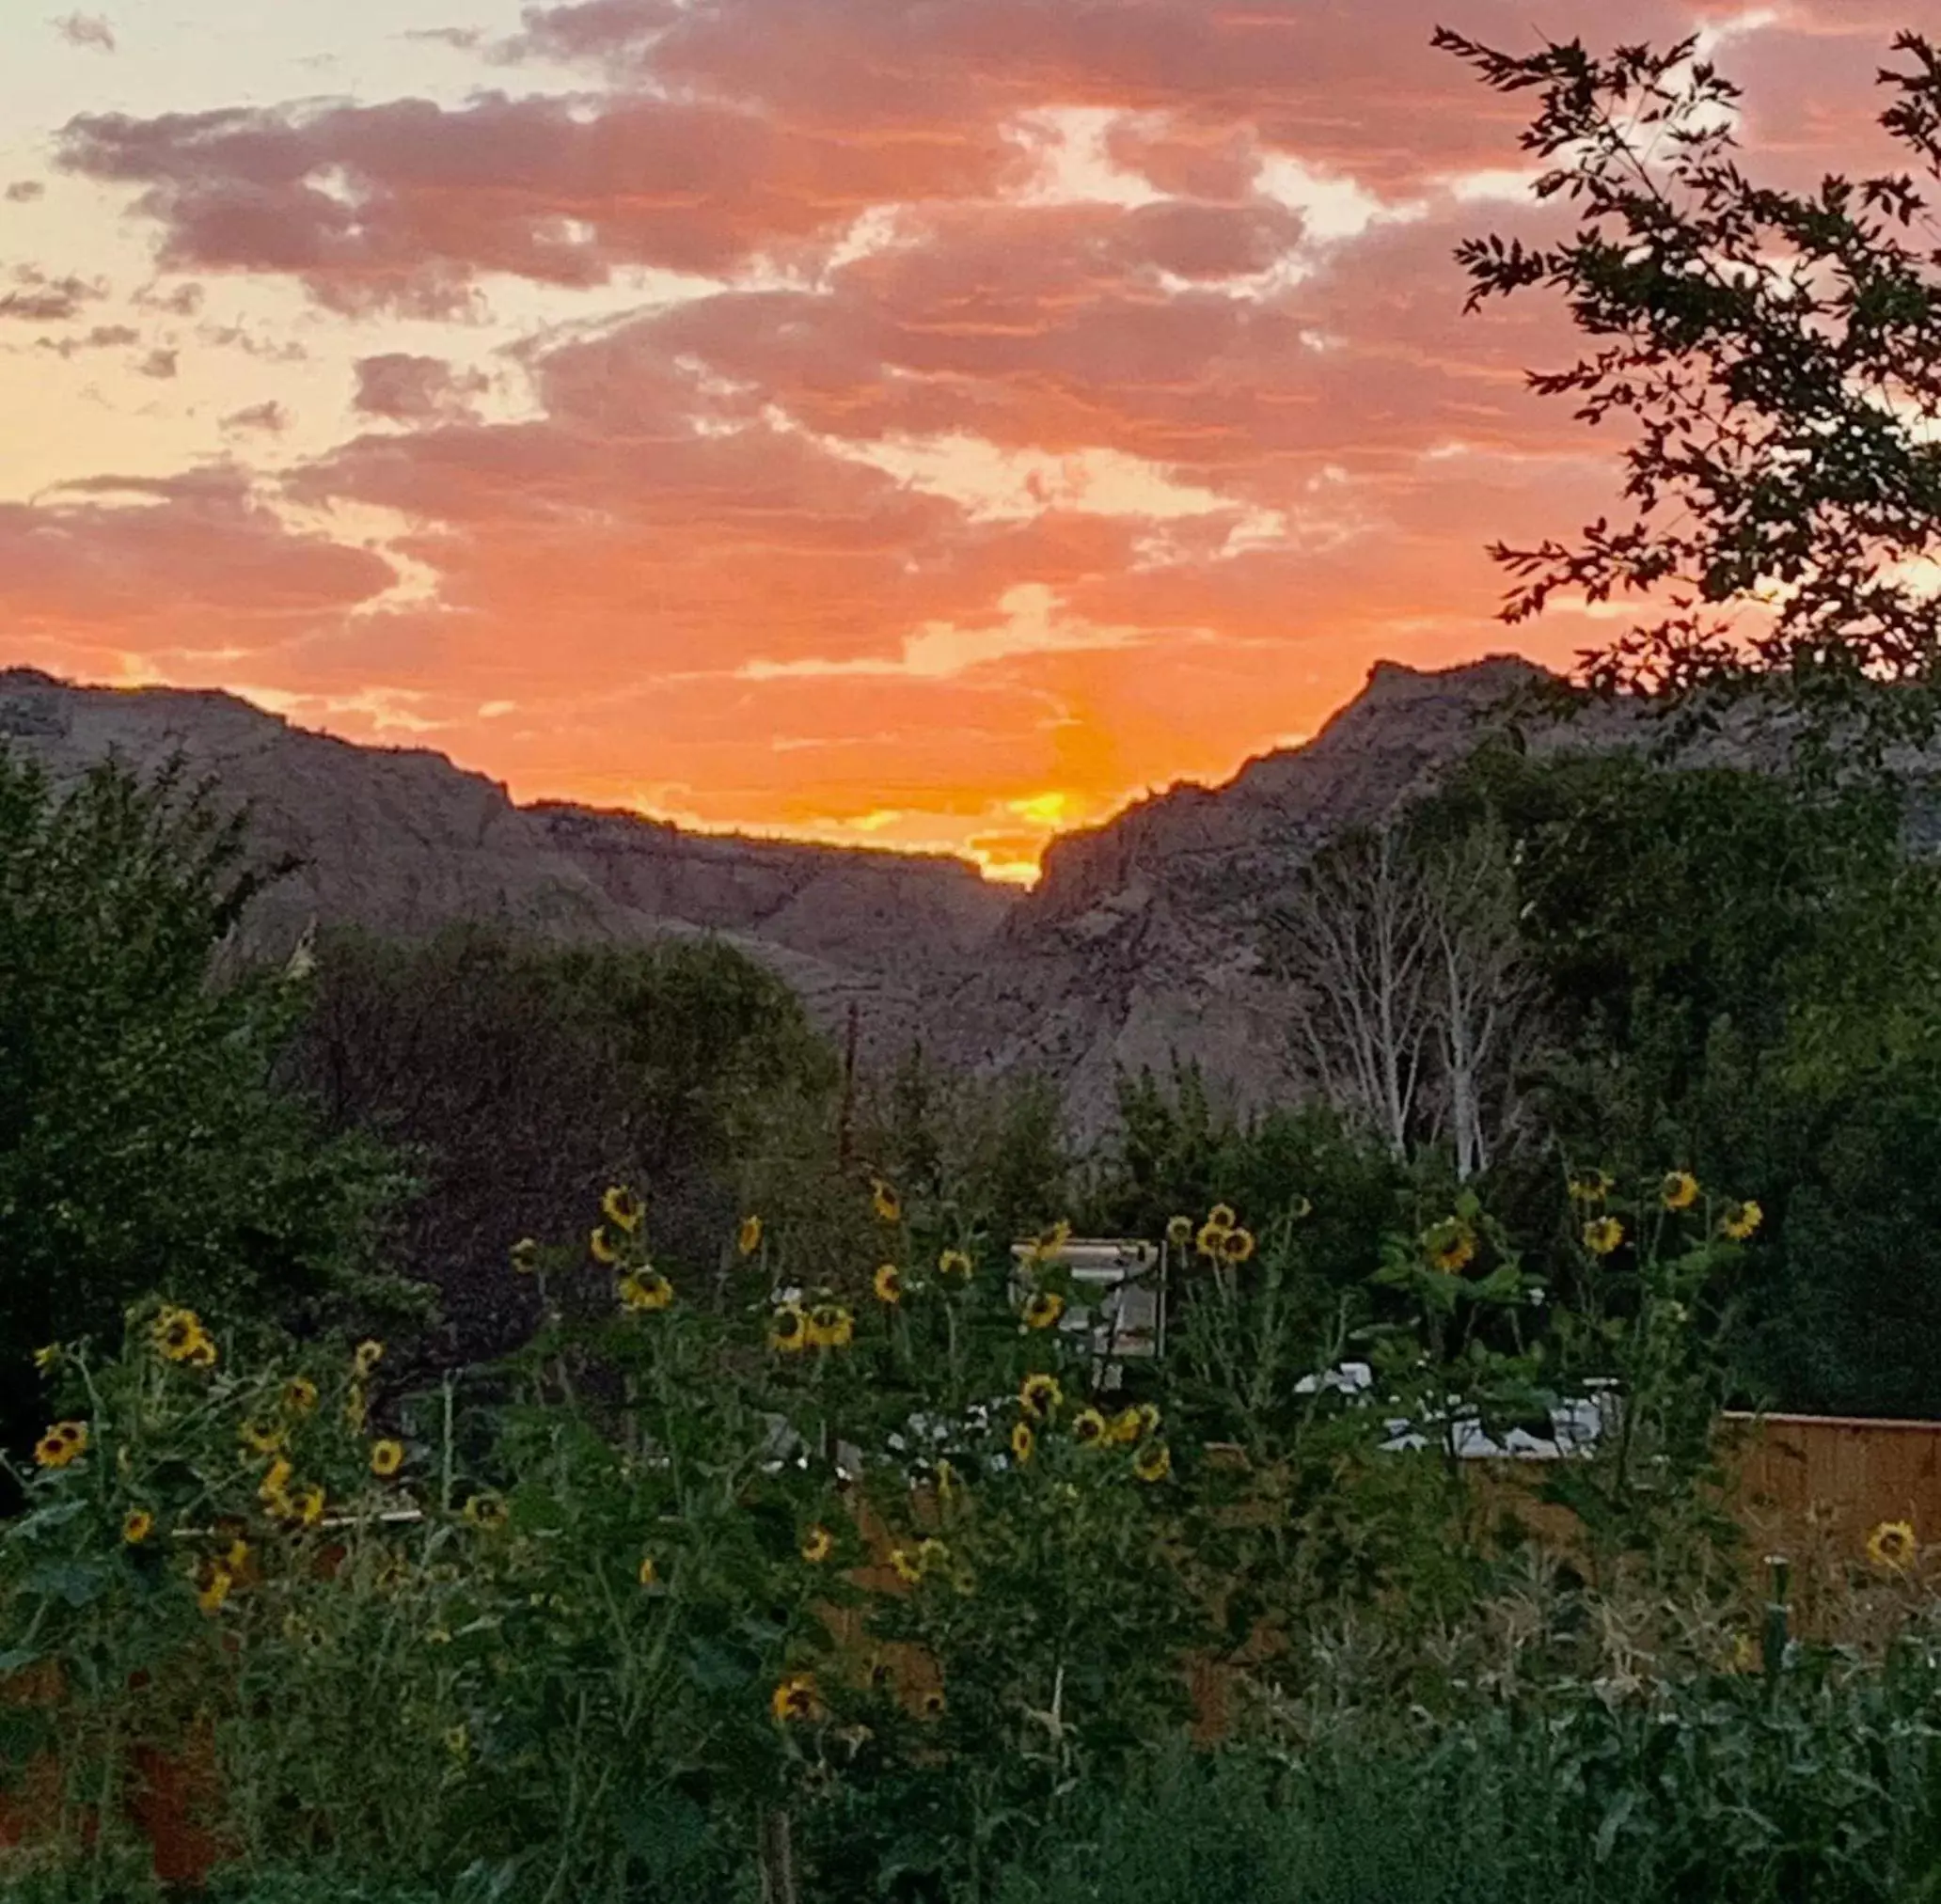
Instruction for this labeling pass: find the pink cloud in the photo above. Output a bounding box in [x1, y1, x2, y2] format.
[353, 353, 490, 422]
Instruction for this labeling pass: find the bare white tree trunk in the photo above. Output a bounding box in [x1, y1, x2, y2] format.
[1279, 820, 1546, 1174]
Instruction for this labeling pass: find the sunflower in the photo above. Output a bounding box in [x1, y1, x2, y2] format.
[122, 1508, 154, 1545]
[638, 1554, 659, 1588]
[590, 1224, 620, 1265]
[259, 1456, 295, 1505]
[1583, 1216, 1626, 1257]
[226, 1537, 252, 1575]
[738, 1214, 763, 1256]
[32, 1344, 59, 1374]
[1018, 1373, 1064, 1421]
[1194, 1221, 1228, 1258]
[34, 1421, 87, 1469]
[1720, 1199, 1763, 1241]
[1071, 1407, 1109, 1447]
[1108, 1407, 1144, 1446]
[1165, 1215, 1193, 1248]
[1568, 1170, 1614, 1204]
[1288, 1193, 1314, 1220]
[871, 1177, 902, 1222]
[1661, 1170, 1700, 1212]
[937, 1248, 972, 1284]
[1422, 1217, 1478, 1276]
[1207, 1203, 1238, 1231]
[353, 1339, 385, 1379]
[239, 1418, 284, 1456]
[1021, 1290, 1065, 1331]
[1033, 1220, 1073, 1260]
[463, 1492, 508, 1531]
[183, 1335, 218, 1370]
[290, 1486, 325, 1529]
[1009, 1421, 1035, 1465]
[800, 1524, 834, 1565]
[283, 1376, 319, 1415]
[1132, 1441, 1173, 1485]
[197, 1566, 232, 1616]
[771, 1673, 818, 1723]
[1868, 1519, 1917, 1571]
[873, 1263, 905, 1305]
[369, 1440, 405, 1479]
[916, 1536, 950, 1571]
[510, 1235, 540, 1274]
[807, 1303, 855, 1349]
[151, 1307, 212, 1364]
[891, 1548, 923, 1585]
[618, 1270, 675, 1313]
[344, 1385, 368, 1434]
[768, 1303, 809, 1353]
[603, 1185, 644, 1234]
[1221, 1226, 1257, 1265]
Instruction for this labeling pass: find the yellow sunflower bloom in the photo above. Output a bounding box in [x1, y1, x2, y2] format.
[1222, 1226, 1257, 1265]
[122, 1508, 154, 1545]
[1583, 1216, 1625, 1257]
[768, 1303, 809, 1353]
[800, 1524, 834, 1565]
[1661, 1171, 1700, 1212]
[32, 1344, 59, 1374]
[1033, 1220, 1073, 1260]
[618, 1270, 675, 1313]
[1071, 1408, 1108, 1447]
[890, 1548, 923, 1585]
[1194, 1221, 1228, 1258]
[873, 1263, 905, 1305]
[151, 1307, 212, 1365]
[1133, 1441, 1173, 1485]
[1021, 1290, 1065, 1331]
[370, 1440, 405, 1479]
[1108, 1407, 1144, 1446]
[738, 1214, 763, 1256]
[603, 1185, 645, 1234]
[638, 1554, 659, 1588]
[915, 1536, 949, 1571]
[197, 1566, 232, 1616]
[871, 1178, 902, 1223]
[590, 1225, 620, 1265]
[291, 1486, 325, 1529]
[1568, 1170, 1614, 1204]
[239, 1418, 284, 1456]
[1207, 1203, 1238, 1231]
[1721, 1200, 1763, 1241]
[807, 1303, 855, 1349]
[510, 1235, 540, 1274]
[353, 1339, 385, 1378]
[283, 1376, 319, 1415]
[937, 1248, 972, 1284]
[1018, 1373, 1064, 1420]
[34, 1421, 87, 1469]
[1868, 1519, 1917, 1571]
[1165, 1215, 1193, 1248]
[771, 1673, 818, 1723]
[1422, 1217, 1478, 1276]
[226, 1537, 251, 1575]
[1010, 1421, 1035, 1465]
[259, 1456, 295, 1504]
[183, 1335, 218, 1370]
[463, 1492, 508, 1531]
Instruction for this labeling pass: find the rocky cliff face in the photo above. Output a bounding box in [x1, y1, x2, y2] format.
[0, 654, 1612, 1133]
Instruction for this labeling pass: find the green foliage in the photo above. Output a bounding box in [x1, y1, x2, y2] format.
[0, 751, 407, 1468]
[292, 926, 839, 1361]
[1441, 25, 1941, 753]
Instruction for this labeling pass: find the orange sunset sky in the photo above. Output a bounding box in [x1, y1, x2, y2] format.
[0, 1, 1917, 879]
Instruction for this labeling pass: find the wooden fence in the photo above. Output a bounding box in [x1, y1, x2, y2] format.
[1721, 1410, 1941, 1558]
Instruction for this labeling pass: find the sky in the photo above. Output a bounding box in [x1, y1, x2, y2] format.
[0, 1, 1918, 880]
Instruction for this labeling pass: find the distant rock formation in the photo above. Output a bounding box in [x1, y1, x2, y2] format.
[0, 654, 1617, 1132]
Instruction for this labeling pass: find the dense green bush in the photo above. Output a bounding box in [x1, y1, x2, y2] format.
[0, 751, 407, 1478]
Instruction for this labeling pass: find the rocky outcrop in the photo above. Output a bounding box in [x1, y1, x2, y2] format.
[0, 653, 1631, 1132]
